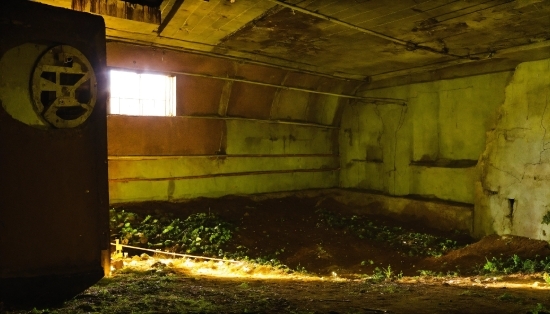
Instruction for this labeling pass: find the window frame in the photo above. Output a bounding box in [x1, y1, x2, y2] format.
[108, 69, 177, 117]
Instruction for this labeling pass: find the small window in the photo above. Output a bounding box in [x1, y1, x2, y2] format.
[109, 70, 176, 116]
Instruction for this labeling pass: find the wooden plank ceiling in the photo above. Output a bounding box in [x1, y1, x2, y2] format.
[36, 0, 550, 82]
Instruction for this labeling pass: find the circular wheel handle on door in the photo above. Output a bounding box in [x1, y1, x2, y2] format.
[31, 45, 97, 128]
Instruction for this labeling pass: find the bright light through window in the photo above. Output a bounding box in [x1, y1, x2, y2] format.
[109, 70, 176, 116]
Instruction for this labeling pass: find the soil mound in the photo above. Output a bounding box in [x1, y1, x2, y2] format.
[418, 234, 550, 274]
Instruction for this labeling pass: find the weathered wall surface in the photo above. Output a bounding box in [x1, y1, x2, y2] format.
[107, 43, 355, 203]
[339, 72, 514, 232]
[340, 102, 410, 195]
[341, 72, 512, 202]
[475, 58, 550, 239]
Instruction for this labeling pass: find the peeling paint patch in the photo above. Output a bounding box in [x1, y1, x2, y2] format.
[476, 58, 550, 239]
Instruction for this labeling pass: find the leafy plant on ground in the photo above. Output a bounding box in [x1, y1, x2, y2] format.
[110, 209, 297, 271]
[541, 211, 550, 225]
[498, 292, 521, 302]
[372, 284, 401, 294]
[316, 209, 462, 257]
[417, 269, 439, 277]
[530, 303, 550, 314]
[368, 265, 402, 282]
[480, 254, 550, 275]
[110, 209, 235, 257]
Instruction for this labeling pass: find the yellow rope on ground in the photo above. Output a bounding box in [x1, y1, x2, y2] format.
[110, 242, 240, 263]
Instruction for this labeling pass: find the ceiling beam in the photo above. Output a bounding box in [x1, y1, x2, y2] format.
[157, 0, 185, 35]
[265, 0, 471, 60]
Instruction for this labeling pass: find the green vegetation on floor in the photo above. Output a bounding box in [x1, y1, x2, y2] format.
[480, 254, 550, 275]
[110, 208, 290, 270]
[315, 208, 461, 257]
[110, 209, 235, 257]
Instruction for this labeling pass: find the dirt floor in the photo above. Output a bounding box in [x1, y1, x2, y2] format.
[3, 195, 550, 314]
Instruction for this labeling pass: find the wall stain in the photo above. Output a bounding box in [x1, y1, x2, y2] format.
[167, 179, 175, 200]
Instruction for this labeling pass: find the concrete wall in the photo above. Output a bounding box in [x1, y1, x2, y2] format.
[339, 71, 514, 232]
[341, 72, 512, 202]
[107, 43, 357, 203]
[341, 58, 550, 238]
[475, 58, 550, 240]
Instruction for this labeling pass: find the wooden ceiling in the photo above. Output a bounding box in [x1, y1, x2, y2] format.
[36, 0, 550, 83]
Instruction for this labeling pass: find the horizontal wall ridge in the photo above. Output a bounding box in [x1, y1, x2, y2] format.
[176, 115, 340, 129]
[109, 167, 340, 182]
[108, 154, 339, 160]
[108, 114, 339, 129]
